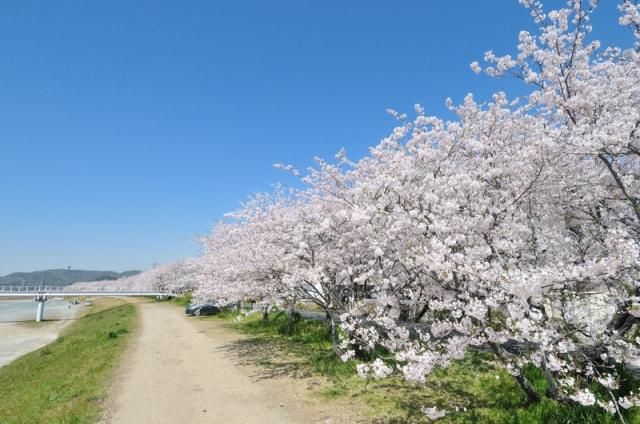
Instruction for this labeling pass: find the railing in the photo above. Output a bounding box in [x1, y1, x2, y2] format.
[0, 285, 102, 292]
[1, 285, 69, 292]
[0, 286, 174, 297]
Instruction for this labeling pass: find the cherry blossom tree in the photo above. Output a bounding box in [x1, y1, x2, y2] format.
[189, 0, 640, 418]
[328, 1, 640, 419]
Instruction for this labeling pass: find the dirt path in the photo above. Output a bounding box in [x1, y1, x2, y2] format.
[107, 303, 364, 424]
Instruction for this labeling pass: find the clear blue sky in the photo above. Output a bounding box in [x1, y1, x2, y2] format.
[0, 1, 629, 275]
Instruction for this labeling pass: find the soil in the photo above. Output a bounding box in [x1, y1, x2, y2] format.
[106, 303, 367, 424]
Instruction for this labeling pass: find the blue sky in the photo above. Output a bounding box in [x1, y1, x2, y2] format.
[0, 1, 631, 275]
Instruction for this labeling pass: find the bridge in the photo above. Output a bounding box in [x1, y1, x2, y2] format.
[0, 285, 175, 322]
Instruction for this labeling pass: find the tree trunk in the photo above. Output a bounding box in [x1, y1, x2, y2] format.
[288, 295, 296, 321]
[327, 312, 344, 357]
[489, 342, 541, 405]
[514, 372, 542, 405]
[398, 307, 411, 322]
[541, 362, 564, 402]
[262, 304, 269, 322]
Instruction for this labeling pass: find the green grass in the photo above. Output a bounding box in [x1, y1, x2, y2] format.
[221, 310, 356, 377]
[208, 309, 640, 423]
[168, 292, 192, 307]
[0, 303, 137, 424]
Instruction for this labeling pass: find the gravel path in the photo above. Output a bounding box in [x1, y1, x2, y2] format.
[107, 303, 361, 424]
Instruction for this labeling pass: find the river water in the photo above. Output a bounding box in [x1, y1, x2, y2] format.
[0, 300, 80, 366]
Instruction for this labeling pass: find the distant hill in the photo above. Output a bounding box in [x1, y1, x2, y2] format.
[0, 269, 141, 287]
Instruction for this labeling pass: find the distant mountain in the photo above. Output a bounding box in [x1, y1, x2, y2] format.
[0, 269, 141, 287]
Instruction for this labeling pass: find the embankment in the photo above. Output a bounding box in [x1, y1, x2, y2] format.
[0, 300, 137, 423]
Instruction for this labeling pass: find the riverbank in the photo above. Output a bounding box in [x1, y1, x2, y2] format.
[0, 299, 80, 367]
[0, 299, 137, 423]
[0, 320, 75, 367]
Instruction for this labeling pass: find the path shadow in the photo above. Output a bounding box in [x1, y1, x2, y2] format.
[213, 336, 314, 381]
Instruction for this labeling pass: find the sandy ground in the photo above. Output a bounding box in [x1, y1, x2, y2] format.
[0, 299, 81, 367]
[106, 303, 366, 424]
[0, 319, 74, 367]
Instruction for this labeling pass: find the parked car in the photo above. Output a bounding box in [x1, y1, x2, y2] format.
[185, 303, 220, 316]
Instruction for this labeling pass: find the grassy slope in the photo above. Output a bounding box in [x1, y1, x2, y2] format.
[0, 302, 136, 424]
[204, 306, 639, 424]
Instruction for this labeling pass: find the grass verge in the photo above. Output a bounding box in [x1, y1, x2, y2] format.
[205, 309, 639, 423]
[0, 302, 137, 424]
[168, 292, 192, 307]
